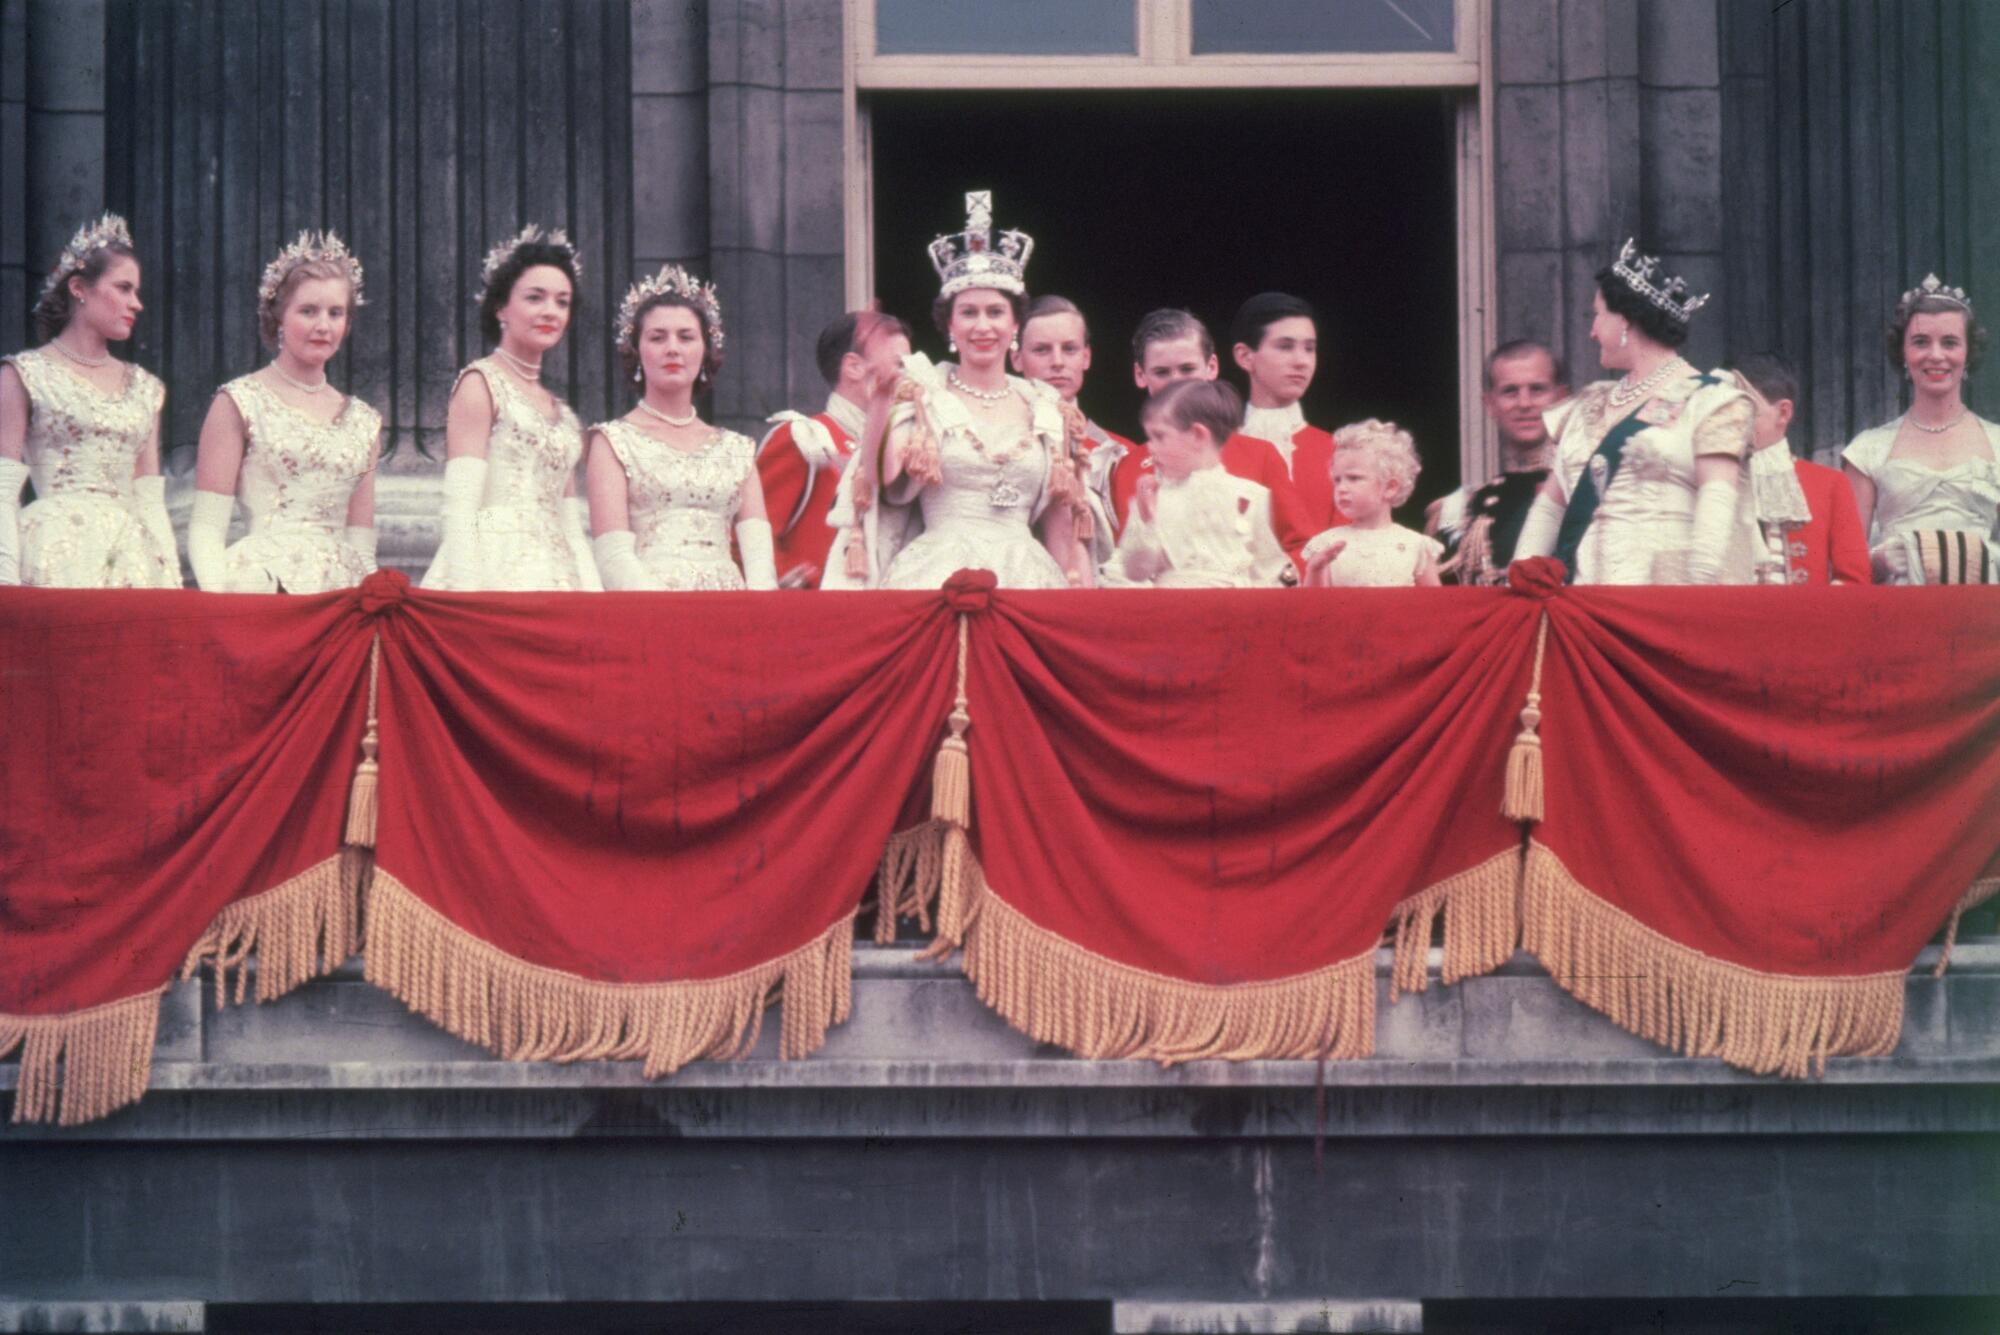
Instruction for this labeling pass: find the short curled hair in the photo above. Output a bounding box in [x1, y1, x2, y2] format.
[478, 242, 579, 346]
[259, 259, 356, 352]
[1332, 418, 1422, 507]
[1140, 377, 1241, 446]
[621, 292, 723, 388]
[930, 286, 1026, 339]
[1131, 308, 1213, 366]
[32, 243, 139, 345]
[1887, 294, 1987, 373]
[1595, 269, 1689, 348]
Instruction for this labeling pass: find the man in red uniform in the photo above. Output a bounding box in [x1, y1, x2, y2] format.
[1734, 352, 1871, 585]
[1229, 291, 1338, 532]
[756, 310, 912, 587]
[1012, 295, 1139, 562]
[1127, 308, 1314, 568]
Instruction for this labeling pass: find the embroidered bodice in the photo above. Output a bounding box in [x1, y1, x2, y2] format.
[221, 375, 379, 535]
[5, 347, 163, 500]
[464, 356, 583, 512]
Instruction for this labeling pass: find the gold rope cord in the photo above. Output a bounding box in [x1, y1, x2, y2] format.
[1385, 847, 1524, 1000]
[363, 870, 855, 1074]
[0, 990, 162, 1126]
[344, 635, 382, 848]
[1501, 610, 1552, 823]
[1521, 840, 1905, 1077]
[960, 888, 1376, 1064]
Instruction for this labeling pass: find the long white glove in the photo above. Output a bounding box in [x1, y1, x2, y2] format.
[131, 475, 182, 585]
[735, 517, 778, 590]
[1684, 475, 1744, 586]
[187, 489, 235, 591]
[345, 525, 378, 575]
[591, 529, 663, 591]
[563, 496, 603, 591]
[1511, 487, 1566, 562]
[424, 455, 488, 587]
[0, 457, 28, 585]
[1870, 537, 1911, 584]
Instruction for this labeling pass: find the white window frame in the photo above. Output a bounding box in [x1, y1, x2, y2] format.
[843, 0, 1499, 481]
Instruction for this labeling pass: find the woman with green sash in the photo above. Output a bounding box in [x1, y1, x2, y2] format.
[1513, 240, 1757, 585]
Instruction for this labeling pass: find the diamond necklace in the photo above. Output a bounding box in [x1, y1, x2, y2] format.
[1608, 356, 1688, 409]
[636, 398, 697, 428]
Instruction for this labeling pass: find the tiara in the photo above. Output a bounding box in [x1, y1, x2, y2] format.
[257, 230, 365, 311]
[928, 191, 1033, 300]
[40, 212, 134, 302]
[615, 263, 725, 352]
[1610, 238, 1709, 326]
[477, 224, 580, 303]
[1900, 273, 1972, 315]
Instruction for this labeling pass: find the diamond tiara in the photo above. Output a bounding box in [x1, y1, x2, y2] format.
[257, 230, 366, 311]
[928, 191, 1034, 300]
[478, 224, 581, 303]
[1900, 273, 1972, 316]
[40, 213, 135, 302]
[1610, 238, 1709, 326]
[615, 263, 725, 352]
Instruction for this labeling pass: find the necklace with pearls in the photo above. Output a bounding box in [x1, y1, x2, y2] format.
[637, 398, 698, 428]
[273, 361, 330, 395]
[1608, 356, 1688, 410]
[949, 369, 1011, 403]
[50, 337, 111, 368]
[495, 345, 543, 381]
[1910, 409, 1969, 435]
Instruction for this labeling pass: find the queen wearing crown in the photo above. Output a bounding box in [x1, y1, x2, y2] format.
[0, 213, 180, 588]
[186, 232, 381, 593]
[421, 225, 600, 592]
[584, 265, 775, 591]
[1841, 275, 1998, 585]
[823, 192, 1090, 590]
[1513, 239, 1757, 585]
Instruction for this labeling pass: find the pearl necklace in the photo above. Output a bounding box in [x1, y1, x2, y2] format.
[949, 369, 1011, 403]
[273, 361, 330, 395]
[495, 345, 542, 381]
[637, 398, 698, 428]
[50, 337, 111, 368]
[1910, 409, 1969, 435]
[1608, 356, 1688, 410]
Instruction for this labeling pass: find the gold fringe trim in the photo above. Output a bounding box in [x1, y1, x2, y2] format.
[1501, 611, 1551, 824]
[179, 848, 369, 1008]
[874, 820, 944, 942]
[1386, 847, 1524, 1000]
[1521, 840, 1903, 1077]
[1933, 875, 2000, 978]
[363, 870, 854, 1074]
[1, 990, 162, 1126]
[959, 889, 1376, 1064]
[344, 636, 382, 848]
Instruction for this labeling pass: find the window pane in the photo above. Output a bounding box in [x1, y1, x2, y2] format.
[875, 0, 1136, 55]
[1192, 0, 1457, 54]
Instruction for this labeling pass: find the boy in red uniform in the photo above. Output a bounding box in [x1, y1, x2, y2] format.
[1229, 291, 1338, 531]
[1124, 308, 1313, 569]
[756, 309, 912, 587]
[1733, 352, 1871, 585]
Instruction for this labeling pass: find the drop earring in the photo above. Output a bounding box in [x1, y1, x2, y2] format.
[1618, 326, 1629, 349]
[1010, 335, 1020, 352]
[949, 337, 958, 355]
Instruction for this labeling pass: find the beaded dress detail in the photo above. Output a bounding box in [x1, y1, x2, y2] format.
[215, 375, 378, 593]
[596, 419, 757, 590]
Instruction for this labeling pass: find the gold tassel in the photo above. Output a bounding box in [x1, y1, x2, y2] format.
[1, 990, 163, 1126]
[363, 870, 856, 1072]
[1521, 840, 1905, 1077]
[957, 889, 1375, 1064]
[916, 615, 978, 959]
[344, 636, 382, 848]
[1932, 876, 2000, 978]
[1501, 612, 1551, 823]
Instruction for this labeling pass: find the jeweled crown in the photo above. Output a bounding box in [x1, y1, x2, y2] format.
[258, 230, 366, 312]
[1900, 273, 1972, 316]
[928, 191, 1033, 300]
[478, 224, 581, 304]
[1611, 238, 1709, 326]
[40, 212, 134, 302]
[615, 263, 725, 353]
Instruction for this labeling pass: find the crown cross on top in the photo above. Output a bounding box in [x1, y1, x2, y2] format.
[1611, 238, 1709, 326]
[929, 190, 1034, 299]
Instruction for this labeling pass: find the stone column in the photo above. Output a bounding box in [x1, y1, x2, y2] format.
[0, 0, 28, 354]
[705, 0, 845, 438]
[24, 0, 106, 314]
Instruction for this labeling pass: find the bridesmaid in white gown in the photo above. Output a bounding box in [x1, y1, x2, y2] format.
[826, 191, 1089, 590]
[1842, 275, 1999, 585]
[0, 213, 179, 588]
[422, 225, 599, 591]
[187, 232, 381, 593]
[585, 264, 776, 591]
